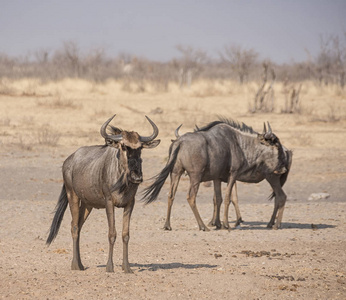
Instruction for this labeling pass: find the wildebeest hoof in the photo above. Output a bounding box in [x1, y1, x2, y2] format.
[221, 222, 229, 230]
[163, 225, 172, 231]
[122, 264, 134, 274]
[208, 221, 215, 226]
[273, 224, 280, 230]
[234, 218, 244, 227]
[214, 224, 222, 230]
[71, 262, 84, 271]
[200, 226, 210, 232]
[106, 264, 114, 273]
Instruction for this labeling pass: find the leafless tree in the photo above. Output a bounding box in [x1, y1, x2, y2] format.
[220, 44, 259, 84]
[175, 45, 208, 88]
[52, 41, 82, 78]
[315, 33, 346, 88]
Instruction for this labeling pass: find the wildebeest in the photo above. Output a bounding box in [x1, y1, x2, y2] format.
[46, 115, 160, 273]
[143, 117, 292, 231]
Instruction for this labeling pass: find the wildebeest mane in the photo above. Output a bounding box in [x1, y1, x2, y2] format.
[111, 172, 128, 193]
[196, 117, 257, 134]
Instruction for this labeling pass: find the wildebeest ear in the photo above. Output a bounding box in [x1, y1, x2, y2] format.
[142, 139, 161, 149]
[258, 134, 269, 145]
[109, 125, 122, 135]
[106, 139, 121, 148]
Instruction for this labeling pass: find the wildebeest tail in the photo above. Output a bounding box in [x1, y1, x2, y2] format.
[46, 184, 68, 245]
[269, 149, 293, 200]
[142, 144, 181, 204]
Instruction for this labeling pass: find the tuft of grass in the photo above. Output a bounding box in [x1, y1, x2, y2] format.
[0, 79, 16, 96]
[18, 135, 33, 151]
[37, 125, 61, 146]
[36, 94, 81, 109]
[308, 102, 342, 123]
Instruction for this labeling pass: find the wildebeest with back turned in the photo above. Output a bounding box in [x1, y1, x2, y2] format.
[143, 117, 292, 231]
[46, 115, 160, 273]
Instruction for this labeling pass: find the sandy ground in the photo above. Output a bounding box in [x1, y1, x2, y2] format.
[0, 79, 346, 299]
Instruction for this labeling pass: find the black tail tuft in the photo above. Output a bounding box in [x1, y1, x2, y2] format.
[142, 144, 180, 204]
[46, 185, 68, 245]
[268, 150, 292, 200]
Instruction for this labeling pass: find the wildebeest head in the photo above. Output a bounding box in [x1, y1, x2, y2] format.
[100, 115, 160, 188]
[258, 122, 287, 175]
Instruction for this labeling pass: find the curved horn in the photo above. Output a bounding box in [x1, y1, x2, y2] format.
[175, 124, 183, 138]
[267, 122, 272, 134]
[140, 116, 159, 142]
[264, 121, 273, 139]
[100, 114, 123, 142]
[262, 122, 267, 134]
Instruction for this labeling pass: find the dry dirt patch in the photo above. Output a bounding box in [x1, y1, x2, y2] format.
[1, 79, 346, 299]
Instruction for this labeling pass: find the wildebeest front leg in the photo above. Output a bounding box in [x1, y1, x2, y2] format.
[208, 179, 222, 229]
[105, 199, 116, 272]
[187, 179, 209, 231]
[122, 199, 135, 273]
[222, 177, 236, 229]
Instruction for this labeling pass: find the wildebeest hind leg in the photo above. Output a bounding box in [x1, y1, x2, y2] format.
[187, 178, 209, 231]
[164, 171, 183, 230]
[267, 177, 287, 229]
[267, 203, 278, 229]
[208, 179, 222, 229]
[222, 177, 236, 229]
[231, 182, 243, 227]
[67, 190, 86, 270]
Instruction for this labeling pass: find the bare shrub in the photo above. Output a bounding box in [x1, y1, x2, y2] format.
[289, 132, 312, 147]
[37, 125, 61, 146]
[308, 102, 342, 123]
[18, 135, 33, 151]
[250, 63, 276, 113]
[281, 79, 302, 113]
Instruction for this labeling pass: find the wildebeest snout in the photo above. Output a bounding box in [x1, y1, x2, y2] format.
[128, 158, 143, 183]
[129, 170, 143, 183]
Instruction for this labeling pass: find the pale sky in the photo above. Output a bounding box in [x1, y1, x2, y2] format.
[1, 0, 345, 63]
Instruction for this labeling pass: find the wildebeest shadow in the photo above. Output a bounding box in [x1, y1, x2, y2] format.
[131, 262, 218, 272]
[230, 221, 336, 230]
[97, 262, 217, 272]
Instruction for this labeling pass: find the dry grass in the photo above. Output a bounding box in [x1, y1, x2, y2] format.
[18, 135, 33, 151]
[0, 78, 345, 151]
[0, 115, 11, 126]
[0, 78, 16, 96]
[36, 125, 61, 146]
